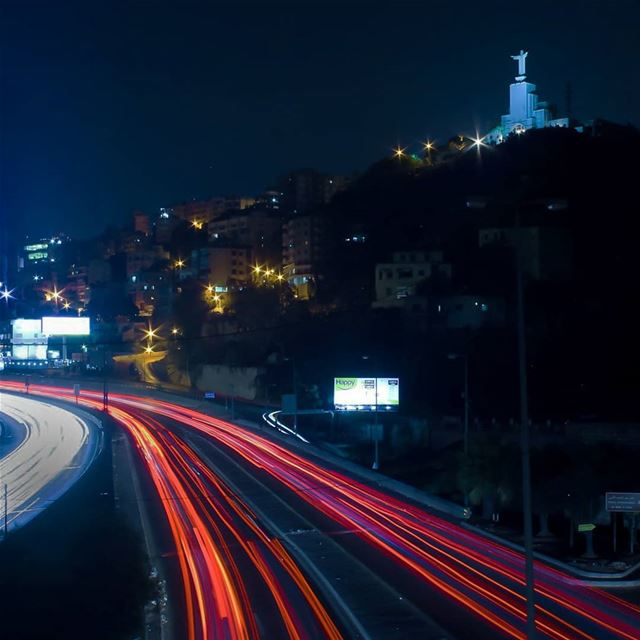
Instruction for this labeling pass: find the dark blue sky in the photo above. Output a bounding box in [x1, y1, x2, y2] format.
[2, 0, 639, 238]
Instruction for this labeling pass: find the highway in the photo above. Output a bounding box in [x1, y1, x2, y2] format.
[0, 392, 100, 534]
[1, 380, 639, 639]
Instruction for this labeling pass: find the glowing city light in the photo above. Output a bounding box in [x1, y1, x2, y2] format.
[142, 323, 159, 341]
[0, 285, 15, 302]
[191, 219, 204, 230]
[471, 133, 486, 148]
[63, 301, 71, 310]
[422, 140, 435, 151]
[174, 259, 186, 269]
[393, 145, 407, 159]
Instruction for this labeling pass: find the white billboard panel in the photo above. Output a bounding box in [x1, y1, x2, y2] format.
[42, 316, 90, 336]
[11, 319, 43, 340]
[333, 377, 399, 411]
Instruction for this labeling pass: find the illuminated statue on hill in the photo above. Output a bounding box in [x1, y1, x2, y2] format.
[511, 49, 528, 78]
[483, 50, 573, 145]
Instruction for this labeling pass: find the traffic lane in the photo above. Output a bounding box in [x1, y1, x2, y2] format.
[0, 408, 27, 459]
[137, 399, 640, 640]
[4, 383, 640, 639]
[112, 422, 186, 640]
[0, 392, 98, 533]
[120, 406, 344, 640]
[169, 421, 476, 640]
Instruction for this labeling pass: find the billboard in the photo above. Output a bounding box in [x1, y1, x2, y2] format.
[334, 377, 399, 411]
[12, 319, 44, 341]
[42, 316, 90, 336]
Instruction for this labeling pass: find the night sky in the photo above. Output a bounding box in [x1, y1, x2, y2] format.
[2, 0, 639, 238]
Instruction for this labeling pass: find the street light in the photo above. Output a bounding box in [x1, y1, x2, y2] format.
[512, 198, 566, 639]
[0, 285, 14, 302]
[392, 145, 407, 160]
[142, 323, 159, 342]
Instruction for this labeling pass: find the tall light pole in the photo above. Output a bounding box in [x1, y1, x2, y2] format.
[514, 206, 536, 639]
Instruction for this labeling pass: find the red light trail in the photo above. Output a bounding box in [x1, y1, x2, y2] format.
[3, 380, 639, 640]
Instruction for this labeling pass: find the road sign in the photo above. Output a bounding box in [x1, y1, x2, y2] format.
[203, 392, 216, 400]
[606, 492, 640, 512]
[578, 523, 596, 533]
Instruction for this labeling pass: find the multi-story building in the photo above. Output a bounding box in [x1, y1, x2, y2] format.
[133, 211, 151, 236]
[129, 269, 172, 318]
[374, 251, 452, 308]
[191, 243, 251, 288]
[478, 225, 572, 281]
[279, 169, 351, 215]
[125, 246, 167, 280]
[19, 233, 70, 272]
[208, 209, 282, 266]
[282, 215, 330, 298]
[66, 265, 89, 306]
[154, 208, 180, 245]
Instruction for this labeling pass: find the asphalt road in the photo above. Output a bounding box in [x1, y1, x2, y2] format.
[0, 392, 100, 534]
[2, 380, 640, 640]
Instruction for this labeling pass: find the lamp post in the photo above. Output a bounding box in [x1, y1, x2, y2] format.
[514, 198, 567, 638]
[514, 206, 536, 639]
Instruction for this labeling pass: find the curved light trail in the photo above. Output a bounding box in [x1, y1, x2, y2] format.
[2, 380, 639, 639]
[0, 392, 98, 534]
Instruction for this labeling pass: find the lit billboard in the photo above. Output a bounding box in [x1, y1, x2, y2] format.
[12, 319, 44, 340]
[333, 377, 399, 411]
[42, 316, 90, 336]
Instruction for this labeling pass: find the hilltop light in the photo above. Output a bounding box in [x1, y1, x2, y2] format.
[471, 134, 486, 148]
[393, 145, 407, 159]
[422, 140, 435, 152]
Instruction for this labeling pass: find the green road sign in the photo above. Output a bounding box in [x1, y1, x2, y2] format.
[578, 523, 596, 533]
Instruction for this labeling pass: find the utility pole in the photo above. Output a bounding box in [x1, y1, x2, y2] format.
[515, 207, 536, 639]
